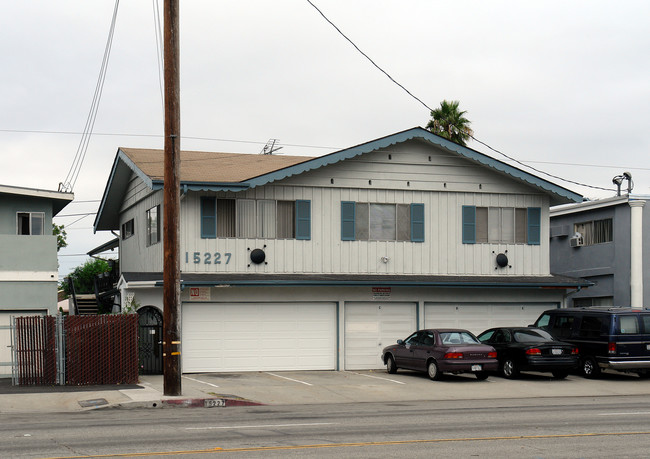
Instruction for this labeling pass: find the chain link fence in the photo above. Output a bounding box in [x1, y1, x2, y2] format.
[12, 314, 138, 386]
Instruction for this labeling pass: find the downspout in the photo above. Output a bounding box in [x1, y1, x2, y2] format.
[630, 199, 645, 309]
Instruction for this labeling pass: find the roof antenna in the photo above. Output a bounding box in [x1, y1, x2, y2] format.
[261, 139, 283, 155]
[612, 172, 633, 196]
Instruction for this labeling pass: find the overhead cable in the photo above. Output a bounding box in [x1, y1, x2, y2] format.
[305, 0, 616, 193]
[60, 0, 120, 193]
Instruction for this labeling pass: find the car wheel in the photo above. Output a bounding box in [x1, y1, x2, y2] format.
[427, 360, 442, 381]
[502, 359, 519, 379]
[475, 371, 489, 381]
[582, 357, 601, 378]
[552, 371, 569, 379]
[386, 355, 397, 374]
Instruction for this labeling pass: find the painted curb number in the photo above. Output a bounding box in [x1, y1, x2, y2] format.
[204, 399, 226, 408]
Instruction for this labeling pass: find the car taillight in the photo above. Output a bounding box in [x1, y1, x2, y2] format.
[444, 352, 464, 359]
[488, 351, 497, 359]
[525, 348, 542, 356]
[571, 347, 579, 355]
[608, 342, 616, 354]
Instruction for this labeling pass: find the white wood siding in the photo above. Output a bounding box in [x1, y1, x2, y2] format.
[119, 177, 163, 273]
[120, 141, 552, 276]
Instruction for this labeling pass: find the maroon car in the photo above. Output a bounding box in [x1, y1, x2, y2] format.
[382, 329, 498, 380]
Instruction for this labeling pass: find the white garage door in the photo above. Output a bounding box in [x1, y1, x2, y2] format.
[182, 302, 337, 373]
[424, 303, 557, 336]
[0, 310, 46, 378]
[344, 302, 417, 370]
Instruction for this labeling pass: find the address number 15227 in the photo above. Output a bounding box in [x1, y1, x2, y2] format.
[185, 252, 232, 265]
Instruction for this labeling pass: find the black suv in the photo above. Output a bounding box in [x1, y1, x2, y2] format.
[534, 307, 650, 378]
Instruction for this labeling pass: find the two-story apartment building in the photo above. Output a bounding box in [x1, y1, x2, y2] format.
[94, 127, 590, 373]
[550, 194, 647, 308]
[0, 184, 74, 376]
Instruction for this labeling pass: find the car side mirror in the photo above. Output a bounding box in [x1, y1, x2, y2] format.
[397, 339, 404, 345]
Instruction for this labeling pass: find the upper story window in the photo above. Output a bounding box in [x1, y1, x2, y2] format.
[341, 202, 424, 242]
[121, 219, 134, 240]
[17, 212, 44, 235]
[146, 205, 160, 246]
[462, 206, 540, 245]
[574, 218, 612, 246]
[200, 197, 310, 240]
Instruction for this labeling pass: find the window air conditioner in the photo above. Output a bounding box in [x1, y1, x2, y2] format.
[570, 235, 584, 247]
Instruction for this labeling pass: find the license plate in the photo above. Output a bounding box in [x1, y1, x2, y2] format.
[471, 364, 482, 371]
[552, 349, 562, 355]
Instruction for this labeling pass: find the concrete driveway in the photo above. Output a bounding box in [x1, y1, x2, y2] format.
[172, 369, 650, 405]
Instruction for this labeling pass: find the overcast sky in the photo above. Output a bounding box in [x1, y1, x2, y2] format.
[2, 1, 649, 279]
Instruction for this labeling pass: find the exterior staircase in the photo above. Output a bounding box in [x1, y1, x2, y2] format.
[74, 294, 99, 315]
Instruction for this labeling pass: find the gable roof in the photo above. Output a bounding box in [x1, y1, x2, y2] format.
[94, 127, 582, 231]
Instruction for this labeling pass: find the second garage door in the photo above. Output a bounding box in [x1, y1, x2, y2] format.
[424, 302, 556, 336]
[344, 302, 417, 370]
[182, 302, 337, 373]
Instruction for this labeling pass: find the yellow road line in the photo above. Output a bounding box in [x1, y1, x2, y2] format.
[38, 431, 650, 459]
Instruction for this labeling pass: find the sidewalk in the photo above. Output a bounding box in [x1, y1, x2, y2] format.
[2, 370, 650, 414]
[0, 374, 262, 414]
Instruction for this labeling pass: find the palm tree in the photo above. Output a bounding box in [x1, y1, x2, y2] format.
[426, 100, 473, 146]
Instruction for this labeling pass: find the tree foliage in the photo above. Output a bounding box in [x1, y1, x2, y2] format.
[63, 258, 110, 295]
[426, 100, 473, 146]
[53, 223, 67, 252]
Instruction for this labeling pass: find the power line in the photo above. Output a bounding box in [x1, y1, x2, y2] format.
[305, 0, 432, 113]
[305, 0, 617, 193]
[152, 0, 164, 112]
[0, 128, 337, 150]
[60, 0, 120, 193]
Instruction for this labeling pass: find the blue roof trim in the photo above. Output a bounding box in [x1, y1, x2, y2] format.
[153, 180, 250, 192]
[152, 278, 592, 288]
[243, 127, 582, 204]
[118, 150, 154, 189]
[93, 149, 155, 232]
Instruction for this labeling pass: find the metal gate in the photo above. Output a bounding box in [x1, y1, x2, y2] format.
[138, 306, 163, 375]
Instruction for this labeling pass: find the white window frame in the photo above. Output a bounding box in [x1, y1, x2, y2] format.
[17, 212, 45, 235]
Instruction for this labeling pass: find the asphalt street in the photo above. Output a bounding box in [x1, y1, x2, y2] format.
[3, 396, 650, 458]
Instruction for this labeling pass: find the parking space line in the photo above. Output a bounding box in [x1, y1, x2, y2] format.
[345, 371, 406, 385]
[183, 376, 220, 388]
[265, 372, 313, 386]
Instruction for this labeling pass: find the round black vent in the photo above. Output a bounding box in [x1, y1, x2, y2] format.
[496, 253, 509, 268]
[250, 248, 266, 264]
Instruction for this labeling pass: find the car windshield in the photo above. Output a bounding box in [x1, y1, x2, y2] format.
[440, 332, 479, 345]
[513, 329, 555, 342]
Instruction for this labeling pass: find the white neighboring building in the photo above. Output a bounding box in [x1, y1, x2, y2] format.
[93, 127, 590, 373]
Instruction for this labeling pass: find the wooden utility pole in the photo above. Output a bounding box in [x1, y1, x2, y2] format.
[162, 0, 181, 396]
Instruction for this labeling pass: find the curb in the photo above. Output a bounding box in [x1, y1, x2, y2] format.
[95, 396, 264, 410]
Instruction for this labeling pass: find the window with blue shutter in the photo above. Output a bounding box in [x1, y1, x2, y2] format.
[462, 206, 476, 244]
[200, 196, 216, 238]
[410, 203, 425, 242]
[341, 201, 356, 240]
[295, 200, 311, 240]
[527, 207, 541, 245]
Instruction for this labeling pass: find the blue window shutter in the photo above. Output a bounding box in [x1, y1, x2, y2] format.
[410, 203, 425, 242]
[295, 200, 311, 240]
[200, 197, 216, 238]
[462, 206, 476, 244]
[528, 207, 541, 245]
[341, 201, 356, 240]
